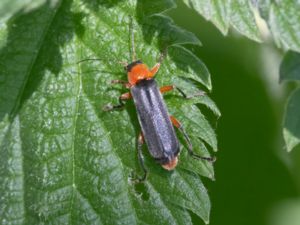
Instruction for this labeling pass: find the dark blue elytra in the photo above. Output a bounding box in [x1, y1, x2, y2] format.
[131, 79, 179, 165]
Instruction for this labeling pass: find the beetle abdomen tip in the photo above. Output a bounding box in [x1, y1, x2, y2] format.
[162, 157, 178, 170]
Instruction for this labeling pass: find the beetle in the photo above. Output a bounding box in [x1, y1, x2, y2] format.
[103, 21, 215, 182]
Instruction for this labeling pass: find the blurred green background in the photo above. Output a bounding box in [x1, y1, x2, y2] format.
[169, 2, 300, 225]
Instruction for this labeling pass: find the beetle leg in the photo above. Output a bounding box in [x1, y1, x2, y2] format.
[137, 132, 148, 182]
[170, 115, 216, 162]
[160, 85, 206, 99]
[149, 63, 161, 78]
[111, 80, 131, 88]
[159, 85, 174, 94]
[102, 92, 132, 111]
[148, 49, 167, 78]
[131, 132, 148, 183]
[160, 85, 187, 96]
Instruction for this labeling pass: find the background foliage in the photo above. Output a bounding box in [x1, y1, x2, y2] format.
[168, 1, 300, 225]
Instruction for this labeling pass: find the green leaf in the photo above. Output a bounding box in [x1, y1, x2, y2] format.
[0, 0, 46, 22]
[280, 51, 300, 152]
[182, 0, 262, 42]
[256, 0, 300, 52]
[266, 0, 300, 52]
[183, 0, 300, 52]
[280, 51, 300, 82]
[283, 88, 300, 152]
[0, 0, 218, 224]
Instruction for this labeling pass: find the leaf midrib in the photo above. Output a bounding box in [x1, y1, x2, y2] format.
[69, 49, 83, 222]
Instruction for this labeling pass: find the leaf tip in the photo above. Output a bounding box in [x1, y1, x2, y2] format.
[283, 128, 300, 152]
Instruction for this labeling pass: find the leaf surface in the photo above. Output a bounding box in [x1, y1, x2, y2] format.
[183, 0, 300, 53]
[280, 51, 300, 82]
[280, 51, 300, 152]
[266, 0, 300, 52]
[283, 88, 300, 152]
[0, 0, 218, 224]
[0, 0, 45, 21]
[182, 0, 261, 42]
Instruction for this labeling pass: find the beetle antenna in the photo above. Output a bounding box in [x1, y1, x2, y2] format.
[77, 58, 102, 64]
[77, 58, 128, 68]
[158, 48, 168, 64]
[129, 16, 136, 62]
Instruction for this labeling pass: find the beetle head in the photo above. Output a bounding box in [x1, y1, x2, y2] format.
[127, 60, 152, 85]
[125, 60, 143, 72]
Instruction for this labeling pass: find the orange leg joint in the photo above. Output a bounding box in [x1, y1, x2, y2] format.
[160, 85, 174, 94]
[170, 115, 181, 128]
